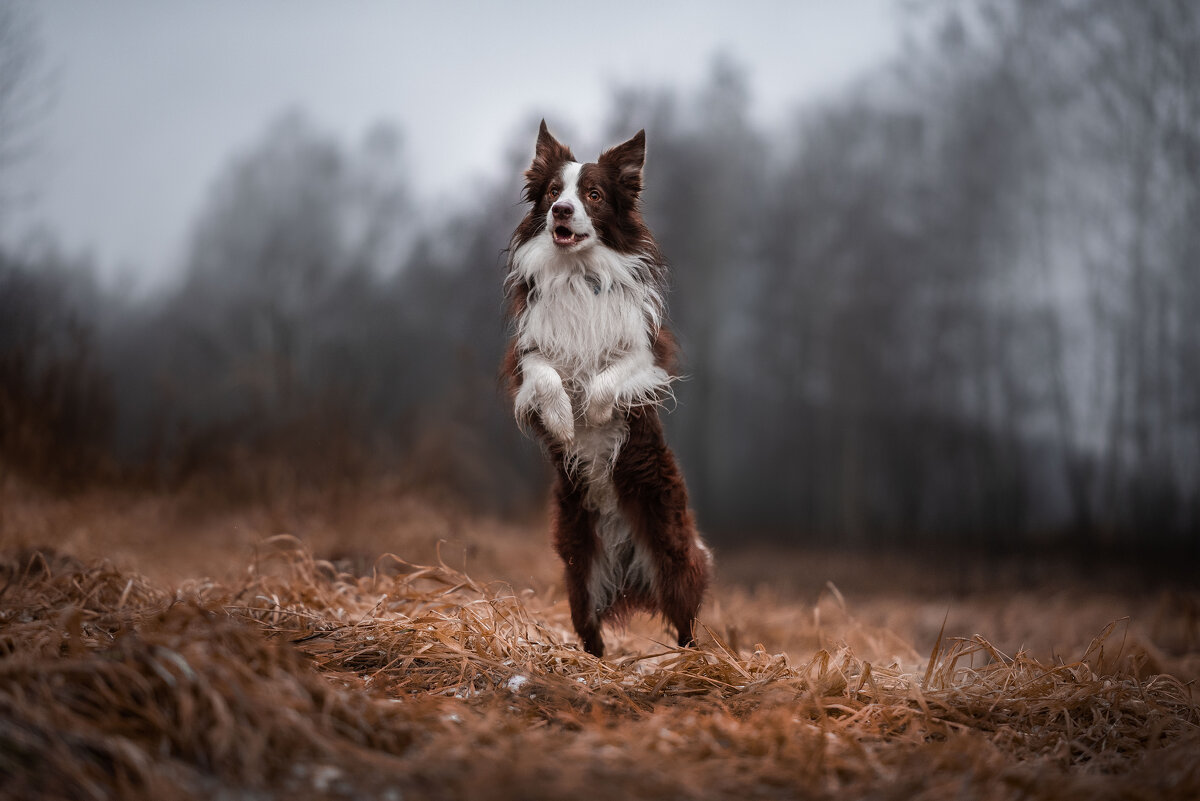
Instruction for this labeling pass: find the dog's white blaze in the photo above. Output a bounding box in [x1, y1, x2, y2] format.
[550, 162, 595, 240]
[558, 162, 583, 201]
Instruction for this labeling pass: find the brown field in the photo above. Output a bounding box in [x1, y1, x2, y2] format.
[2, 477, 1198, 800]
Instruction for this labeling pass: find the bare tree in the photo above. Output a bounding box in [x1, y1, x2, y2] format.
[0, 1, 50, 226]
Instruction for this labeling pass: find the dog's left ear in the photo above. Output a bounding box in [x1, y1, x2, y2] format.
[599, 129, 646, 196]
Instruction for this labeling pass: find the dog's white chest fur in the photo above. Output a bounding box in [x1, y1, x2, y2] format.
[512, 240, 656, 381]
[524, 277, 639, 375]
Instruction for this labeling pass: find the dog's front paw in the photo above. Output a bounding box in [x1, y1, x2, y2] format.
[513, 381, 541, 428]
[516, 373, 576, 443]
[584, 377, 617, 426]
[540, 387, 575, 443]
[585, 402, 614, 427]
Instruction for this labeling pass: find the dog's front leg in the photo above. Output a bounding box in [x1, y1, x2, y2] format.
[515, 352, 575, 443]
[584, 350, 672, 426]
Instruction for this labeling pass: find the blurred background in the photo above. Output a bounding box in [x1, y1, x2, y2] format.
[1, 1, 1197, 567]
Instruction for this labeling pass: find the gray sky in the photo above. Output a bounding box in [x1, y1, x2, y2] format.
[11, 1, 899, 288]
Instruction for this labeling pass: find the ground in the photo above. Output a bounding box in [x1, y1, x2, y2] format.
[1, 477, 1198, 800]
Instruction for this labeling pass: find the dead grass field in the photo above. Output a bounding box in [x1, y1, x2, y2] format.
[2, 477, 1198, 800]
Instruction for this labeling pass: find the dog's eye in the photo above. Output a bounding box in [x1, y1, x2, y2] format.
[548, 187, 560, 199]
[588, 189, 602, 202]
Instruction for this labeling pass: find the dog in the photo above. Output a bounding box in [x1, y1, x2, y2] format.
[502, 120, 712, 657]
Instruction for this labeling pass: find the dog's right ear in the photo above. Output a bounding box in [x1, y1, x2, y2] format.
[523, 120, 575, 203]
[535, 120, 572, 164]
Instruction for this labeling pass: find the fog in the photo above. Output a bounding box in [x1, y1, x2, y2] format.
[3, 1, 1198, 559]
[6, 0, 897, 287]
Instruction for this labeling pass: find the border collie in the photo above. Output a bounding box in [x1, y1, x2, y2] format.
[502, 120, 712, 657]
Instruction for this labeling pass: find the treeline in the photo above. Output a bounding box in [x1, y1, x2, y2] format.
[2, 1, 1198, 551]
[3, 112, 541, 509]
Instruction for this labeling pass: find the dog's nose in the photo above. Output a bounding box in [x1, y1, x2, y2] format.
[552, 201, 573, 220]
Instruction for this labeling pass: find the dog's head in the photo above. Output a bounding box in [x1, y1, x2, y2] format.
[518, 120, 648, 255]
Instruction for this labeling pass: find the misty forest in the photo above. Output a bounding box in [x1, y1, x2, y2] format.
[5, 3, 1197, 557]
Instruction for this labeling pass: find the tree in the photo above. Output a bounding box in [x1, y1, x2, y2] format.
[0, 1, 50, 228]
[617, 56, 768, 527]
[0, 245, 113, 487]
[142, 110, 416, 478]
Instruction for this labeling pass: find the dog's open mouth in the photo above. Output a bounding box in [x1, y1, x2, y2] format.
[553, 226, 589, 247]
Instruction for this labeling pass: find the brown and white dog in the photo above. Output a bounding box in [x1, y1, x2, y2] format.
[502, 120, 712, 657]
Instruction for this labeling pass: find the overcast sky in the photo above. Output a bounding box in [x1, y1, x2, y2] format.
[9, 1, 900, 288]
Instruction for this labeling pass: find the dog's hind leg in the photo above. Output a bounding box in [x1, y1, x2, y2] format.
[551, 473, 605, 657]
[612, 407, 711, 651]
[664, 554, 709, 649]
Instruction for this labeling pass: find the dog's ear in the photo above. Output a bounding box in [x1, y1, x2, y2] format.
[523, 120, 574, 202]
[599, 129, 646, 196]
[534, 119, 573, 164]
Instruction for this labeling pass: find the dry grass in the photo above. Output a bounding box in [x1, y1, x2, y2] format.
[1, 480, 1198, 800]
